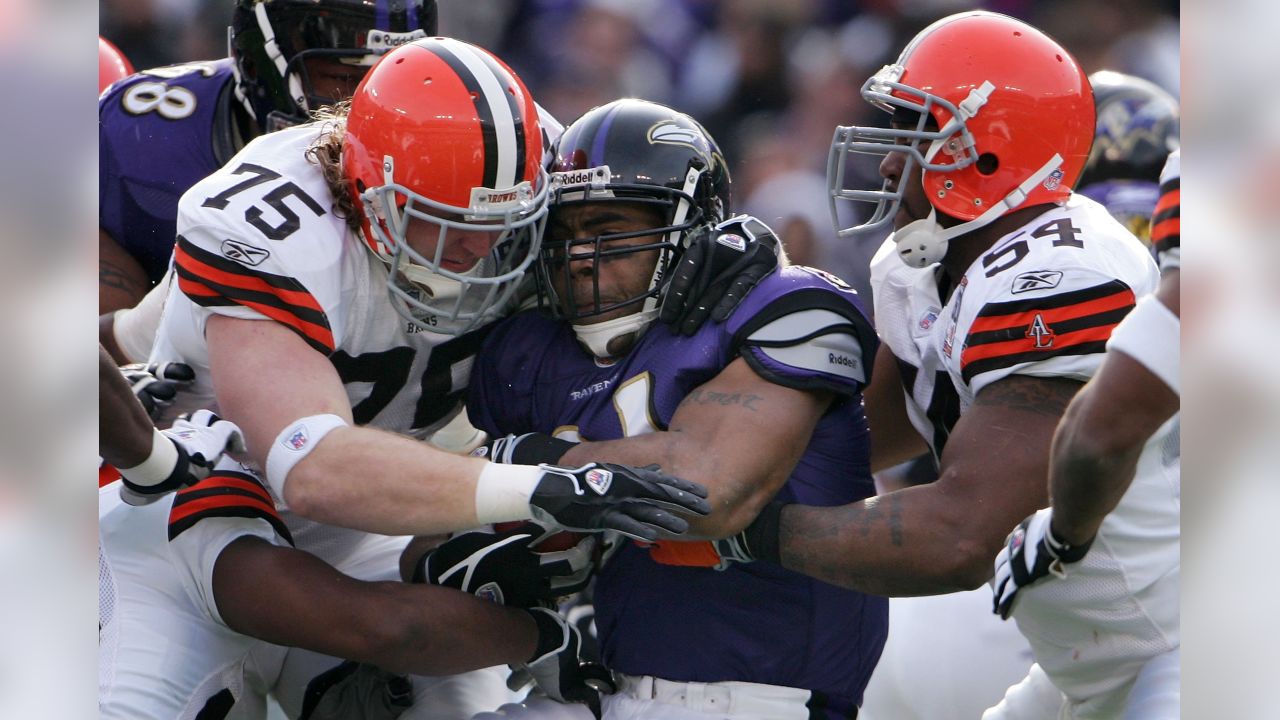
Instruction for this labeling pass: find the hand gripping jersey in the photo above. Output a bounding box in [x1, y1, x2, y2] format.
[154, 122, 494, 562]
[870, 194, 1160, 461]
[100, 59, 245, 283]
[99, 465, 289, 719]
[468, 265, 887, 717]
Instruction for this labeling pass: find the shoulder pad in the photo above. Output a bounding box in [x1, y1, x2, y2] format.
[730, 269, 877, 395]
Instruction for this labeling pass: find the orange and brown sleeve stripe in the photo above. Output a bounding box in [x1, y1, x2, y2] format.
[1150, 175, 1179, 257]
[960, 280, 1136, 383]
[174, 236, 335, 354]
[168, 470, 293, 545]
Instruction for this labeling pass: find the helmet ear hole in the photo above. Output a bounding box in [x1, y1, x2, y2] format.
[976, 153, 999, 176]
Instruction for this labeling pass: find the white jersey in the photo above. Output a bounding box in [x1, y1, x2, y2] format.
[153, 123, 494, 565]
[148, 124, 518, 716]
[870, 194, 1160, 460]
[99, 470, 288, 720]
[1007, 264, 1182, 717]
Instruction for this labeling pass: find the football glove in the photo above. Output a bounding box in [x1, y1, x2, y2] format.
[472, 432, 578, 466]
[119, 409, 247, 506]
[514, 608, 615, 719]
[300, 661, 414, 720]
[530, 463, 710, 542]
[659, 215, 780, 335]
[416, 521, 597, 607]
[120, 361, 195, 420]
[992, 508, 1094, 620]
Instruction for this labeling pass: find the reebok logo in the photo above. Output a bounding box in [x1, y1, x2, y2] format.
[1012, 270, 1063, 294]
[221, 239, 270, 266]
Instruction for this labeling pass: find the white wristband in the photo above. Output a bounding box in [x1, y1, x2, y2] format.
[1106, 294, 1180, 395]
[266, 414, 349, 499]
[475, 462, 543, 524]
[118, 428, 180, 487]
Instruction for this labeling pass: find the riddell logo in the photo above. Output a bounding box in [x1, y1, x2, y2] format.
[366, 29, 427, 51]
[829, 353, 858, 370]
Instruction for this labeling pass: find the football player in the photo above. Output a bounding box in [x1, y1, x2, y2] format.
[423, 98, 886, 719]
[691, 12, 1159, 718]
[860, 67, 1180, 720]
[987, 149, 1181, 719]
[98, 348, 600, 719]
[148, 38, 711, 718]
[99, 0, 436, 316]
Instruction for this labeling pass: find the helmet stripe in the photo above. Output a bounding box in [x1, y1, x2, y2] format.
[434, 39, 520, 190]
[470, 50, 529, 184]
[588, 101, 625, 169]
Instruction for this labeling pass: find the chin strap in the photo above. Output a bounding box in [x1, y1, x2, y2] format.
[573, 309, 658, 358]
[894, 153, 1065, 268]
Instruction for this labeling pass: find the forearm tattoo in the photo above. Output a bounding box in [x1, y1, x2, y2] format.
[100, 260, 145, 294]
[684, 388, 763, 411]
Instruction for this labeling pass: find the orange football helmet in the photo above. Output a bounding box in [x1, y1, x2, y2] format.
[98, 37, 134, 95]
[343, 37, 547, 334]
[828, 11, 1094, 265]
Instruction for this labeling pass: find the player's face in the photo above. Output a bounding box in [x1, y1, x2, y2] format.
[881, 126, 934, 231]
[546, 202, 664, 325]
[303, 57, 367, 105]
[403, 214, 502, 273]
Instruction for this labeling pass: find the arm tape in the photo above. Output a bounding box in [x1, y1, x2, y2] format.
[1105, 294, 1180, 395]
[118, 427, 182, 488]
[475, 462, 542, 524]
[265, 414, 349, 498]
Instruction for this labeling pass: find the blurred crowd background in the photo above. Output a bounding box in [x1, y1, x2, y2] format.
[99, 0, 1180, 302]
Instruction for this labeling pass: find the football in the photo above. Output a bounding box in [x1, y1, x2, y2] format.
[493, 521, 587, 552]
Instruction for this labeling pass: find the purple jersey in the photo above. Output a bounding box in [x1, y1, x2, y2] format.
[469, 265, 887, 716]
[100, 59, 244, 283]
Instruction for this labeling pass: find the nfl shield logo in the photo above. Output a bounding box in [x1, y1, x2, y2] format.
[475, 582, 504, 605]
[585, 468, 613, 495]
[286, 427, 308, 451]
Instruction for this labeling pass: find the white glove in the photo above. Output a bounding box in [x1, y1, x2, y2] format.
[119, 410, 246, 506]
[992, 508, 1093, 619]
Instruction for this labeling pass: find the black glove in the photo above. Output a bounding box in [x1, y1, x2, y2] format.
[120, 361, 195, 420]
[472, 432, 578, 465]
[659, 215, 780, 335]
[416, 521, 597, 607]
[516, 608, 616, 719]
[299, 661, 414, 720]
[992, 508, 1094, 620]
[530, 463, 710, 542]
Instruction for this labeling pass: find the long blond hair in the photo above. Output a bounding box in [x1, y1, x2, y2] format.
[303, 101, 362, 233]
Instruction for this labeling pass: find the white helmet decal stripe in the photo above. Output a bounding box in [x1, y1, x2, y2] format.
[441, 38, 519, 191]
